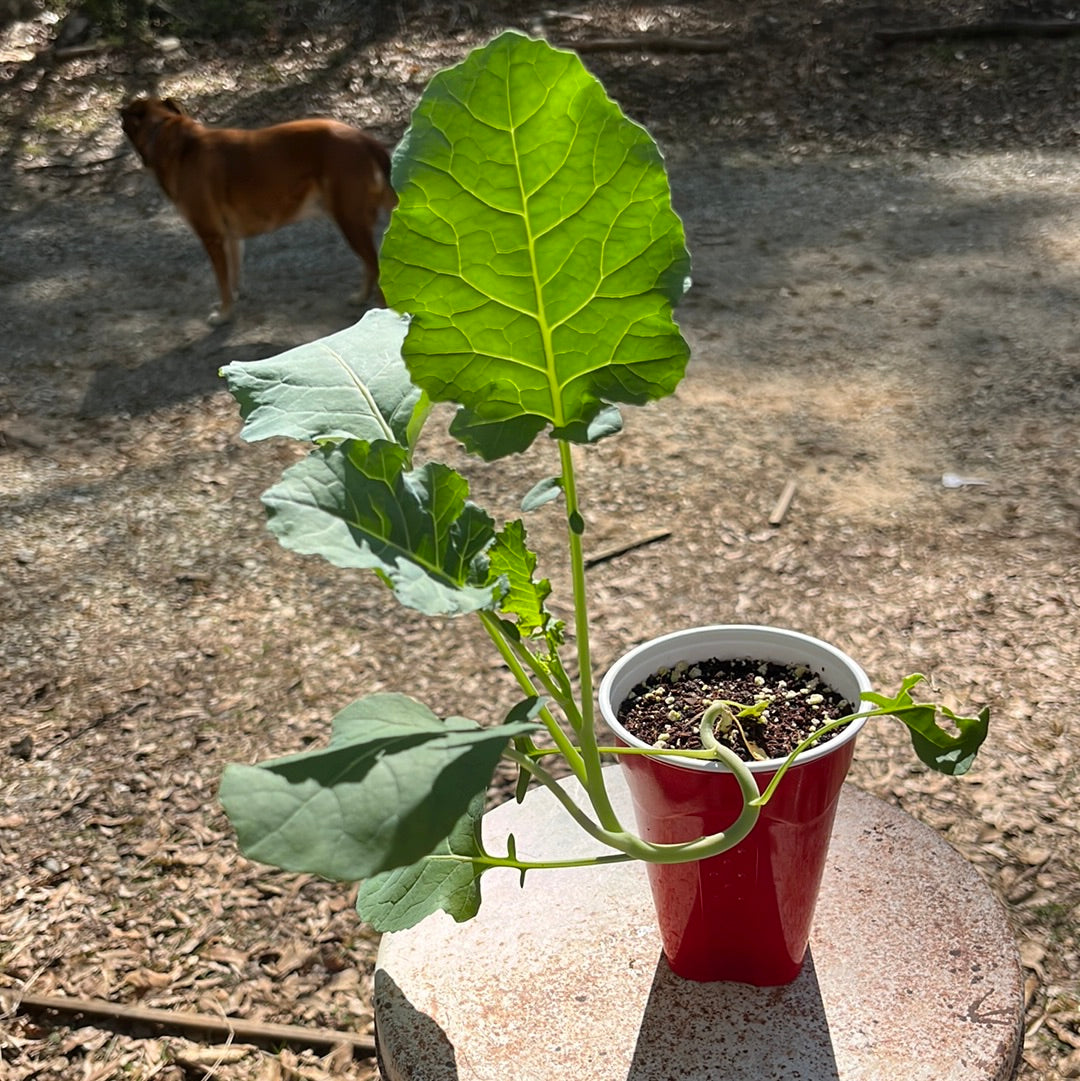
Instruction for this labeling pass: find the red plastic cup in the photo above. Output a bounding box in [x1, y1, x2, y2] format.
[598, 626, 871, 986]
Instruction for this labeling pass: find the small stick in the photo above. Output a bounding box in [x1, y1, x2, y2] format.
[21, 152, 128, 173]
[875, 19, 1080, 45]
[584, 530, 671, 569]
[768, 480, 797, 527]
[568, 35, 733, 53]
[51, 42, 112, 60]
[6, 991, 377, 1057]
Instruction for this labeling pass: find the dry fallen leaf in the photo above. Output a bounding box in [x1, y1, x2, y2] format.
[2, 8, 1078, 1081]
[124, 967, 183, 993]
[173, 1043, 258, 1068]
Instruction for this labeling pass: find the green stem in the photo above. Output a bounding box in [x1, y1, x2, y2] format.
[503, 747, 627, 847]
[480, 610, 587, 783]
[506, 744, 763, 865]
[752, 698, 973, 806]
[557, 439, 622, 834]
[479, 610, 580, 723]
[595, 744, 731, 761]
[751, 704, 911, 807]
[428, 850, 634, 872]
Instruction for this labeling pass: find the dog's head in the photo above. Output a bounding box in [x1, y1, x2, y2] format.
[119, 97, 187, 164]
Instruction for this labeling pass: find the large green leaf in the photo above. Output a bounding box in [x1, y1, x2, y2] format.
[219, 694, 538, 881]
[262, 439, 499, 616]
[355, 793, 488, 931]
[382, 31, 691, 460]
[220, 309, 420, 447]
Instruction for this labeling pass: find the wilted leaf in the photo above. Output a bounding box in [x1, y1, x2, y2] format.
[862, 675, 990, 776]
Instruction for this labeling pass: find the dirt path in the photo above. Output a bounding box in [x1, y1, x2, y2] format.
[2, 5, 1079, 1079]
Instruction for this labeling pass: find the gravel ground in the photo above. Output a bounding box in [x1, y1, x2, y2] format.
[1, 3, 1079, 1078]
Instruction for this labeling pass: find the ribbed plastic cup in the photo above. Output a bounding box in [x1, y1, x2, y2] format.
[598, 626, 871, 985]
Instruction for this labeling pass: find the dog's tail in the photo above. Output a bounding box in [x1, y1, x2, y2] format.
[374, 141, 397, 211]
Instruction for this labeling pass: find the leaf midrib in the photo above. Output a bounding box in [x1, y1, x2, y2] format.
[507, 80, 566, 429]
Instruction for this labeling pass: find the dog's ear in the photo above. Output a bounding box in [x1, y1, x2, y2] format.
[162, 97, 187, 115]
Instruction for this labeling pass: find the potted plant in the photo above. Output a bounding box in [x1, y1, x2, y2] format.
[218, 31, 989, 988]
[599, 623, 871, 985]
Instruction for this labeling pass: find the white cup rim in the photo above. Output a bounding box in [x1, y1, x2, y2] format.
[597, 624, 872, 774]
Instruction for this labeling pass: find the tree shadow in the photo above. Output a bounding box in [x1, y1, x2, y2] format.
[4, 143, 1079, 434]
[0, 186, 372, 420]
[77, 334, 292, 417]
[4, 0, 1080, 214]
[669, 152, 1080, 433]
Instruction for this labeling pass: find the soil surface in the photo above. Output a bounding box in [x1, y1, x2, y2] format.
[617, 658, 856, 759]
[2, 2, 1079, 1079]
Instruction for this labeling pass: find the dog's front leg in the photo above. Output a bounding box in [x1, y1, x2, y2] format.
[198, 231, 237, 325]
[226, 235, 244, 303]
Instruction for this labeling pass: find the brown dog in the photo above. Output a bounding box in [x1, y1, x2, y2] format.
[119, 97, 395, 324]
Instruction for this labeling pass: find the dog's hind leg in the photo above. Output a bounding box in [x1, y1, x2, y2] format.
[340, 216, 382, 306]
[326, 179, 385, 307]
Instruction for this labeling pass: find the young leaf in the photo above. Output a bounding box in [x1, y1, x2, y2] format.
[262, 440, 499, 616]
[355, 794, 489, 931]
[521, 477, 563, 512]
[862, 676, 990, 776]
[219, 693, 539, 882]
[382, 31, 691, 460]
[487, 520, 563, 646]
[553, 404, 624, 446]
[220, 309, 420, 447]
[505, 697, 547, 803]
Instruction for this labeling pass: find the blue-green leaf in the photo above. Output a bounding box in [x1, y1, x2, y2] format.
[521, 476, 563, 512]
[219, 693, 539, 881]
[382, 31, 691, 459]
[553, 403, 624, 445]
[220, 309, 420, 447]
[355, 794, 489, 931]
[262, 440, 498, 616]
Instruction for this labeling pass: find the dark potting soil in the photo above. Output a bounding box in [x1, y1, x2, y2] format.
[616, 658, 855, 762]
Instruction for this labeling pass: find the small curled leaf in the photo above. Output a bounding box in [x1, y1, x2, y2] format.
[522, 477, 564, 512]
[861, 675, 990, 776]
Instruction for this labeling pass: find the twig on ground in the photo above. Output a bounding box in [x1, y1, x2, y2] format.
[584, 530, 672, 569]
[875, 19, 1080, 45]
[769, 480, 798, 527]
[567, 35, 732, 53]
[5, 991, 378, 1057]
[20, 152, 129, 174]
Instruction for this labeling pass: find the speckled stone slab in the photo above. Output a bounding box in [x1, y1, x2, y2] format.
[374, 769, 1022, 1081]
